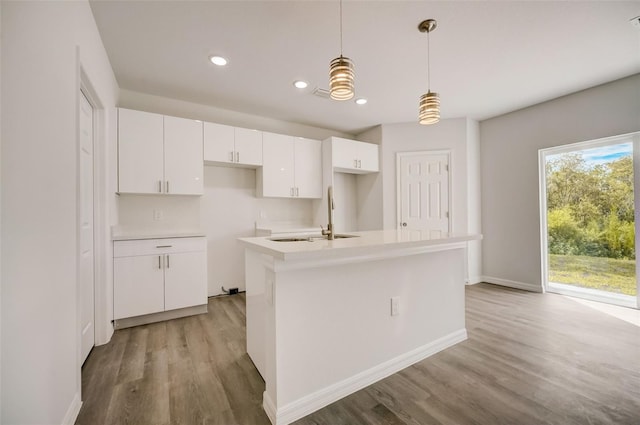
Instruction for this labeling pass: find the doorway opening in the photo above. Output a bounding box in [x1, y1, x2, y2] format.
[540, 132, 640, 309]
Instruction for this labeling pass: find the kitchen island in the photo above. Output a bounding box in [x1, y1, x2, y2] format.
[239, 230, 481, 425]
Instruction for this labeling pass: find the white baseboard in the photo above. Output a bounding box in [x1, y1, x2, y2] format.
[263, 391, 277, 425]
[466, 275, 483, 285]
[481, 276, 543, 293]
[268, 328, 468, 425]
[61, 392, 82, 425]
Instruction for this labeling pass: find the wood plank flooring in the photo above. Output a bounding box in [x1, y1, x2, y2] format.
[76, 284, 640, 425]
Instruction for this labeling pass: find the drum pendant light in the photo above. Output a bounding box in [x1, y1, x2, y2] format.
[329, 0, 355, 101]
[418, 19, 440, 125]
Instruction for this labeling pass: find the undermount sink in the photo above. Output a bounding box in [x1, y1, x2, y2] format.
[269, 237, 313, 242]
[268, 234, 359, 242]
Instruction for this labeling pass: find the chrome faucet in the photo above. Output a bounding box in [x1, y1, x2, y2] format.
[321, 185, 335, 240]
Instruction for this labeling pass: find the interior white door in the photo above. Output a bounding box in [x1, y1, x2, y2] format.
[399, 152, 450, 237]
[79, 91, 95, 363]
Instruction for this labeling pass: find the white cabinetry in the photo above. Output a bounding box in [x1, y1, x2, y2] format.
[118, 108, 203, 195]
[204, 122, 262, 167]
[113, 237, 207, 321]
[331, 137, 379, 173]
[259, 132, 322, 198]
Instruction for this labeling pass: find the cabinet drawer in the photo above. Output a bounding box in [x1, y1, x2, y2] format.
[114, 237, 206, 257]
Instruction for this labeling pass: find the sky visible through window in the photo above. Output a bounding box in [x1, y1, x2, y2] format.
[547, 142, 632, 167]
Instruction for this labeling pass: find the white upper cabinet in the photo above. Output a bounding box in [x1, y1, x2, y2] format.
[294, 137, 323, 198]
[118, 108, 164, 194]
[260, 132, 295, 197]
[203, 122, 234, 163]
[331, 137, 379, 173]
[234, 128, 263, 166]
[204, 122, 262, 167]
[259, 133, 322, 198]
[118, 108, 203, 195]
[164, 115, 204, 195]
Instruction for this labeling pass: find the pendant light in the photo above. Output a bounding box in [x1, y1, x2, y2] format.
[329, 0, 354, 101]
[418, 19, 440, 125]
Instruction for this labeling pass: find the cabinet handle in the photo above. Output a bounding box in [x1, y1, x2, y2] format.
[166, 254, 170, 269]
[358, 160, 362, 169]
[156, 245, 172, 248]
[235, 152, 240, 163]
[158, 256, 162, 269]
[354, 159, 358, 168]
[158, 180, 162, 193]
[290, 187, 294, 196]
[295, 187, 299, 197]
[229, 151, 234, 162]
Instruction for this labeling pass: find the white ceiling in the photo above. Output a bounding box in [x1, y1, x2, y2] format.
[89, 1, 640, 134]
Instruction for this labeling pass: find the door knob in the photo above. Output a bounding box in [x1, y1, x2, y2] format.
[402, 222, 407, 227]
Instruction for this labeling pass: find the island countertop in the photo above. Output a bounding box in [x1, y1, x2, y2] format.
[238, 229, 481, 262]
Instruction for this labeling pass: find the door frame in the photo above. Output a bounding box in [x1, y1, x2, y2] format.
[396, 149, 452, 232]
[538, 131, 640, 308]
[76, 57, 111, 377]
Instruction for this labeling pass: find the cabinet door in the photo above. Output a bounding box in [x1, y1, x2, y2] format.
[234, 128, 263, 166]
[331, 138, 358, 171]
[118, 108, 164, 194]
[164, 251, 207, 311]
[294, 138, 322, 198]
[262, 132, 295, 197]
[357, 142, 379, 172]
[204, 122, 235, 163]
[164, 116, 203, 195]
[114, 255, 165, 319]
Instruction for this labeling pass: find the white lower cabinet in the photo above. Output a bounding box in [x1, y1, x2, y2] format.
[113, 237, 207, 320]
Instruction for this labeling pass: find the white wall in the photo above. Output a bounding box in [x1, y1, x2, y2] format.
[480, 74, 640, 292]
[364, 119, 482, 282]
[466, 119, 482, 283]
[379, 119, 480, 231]
[117, 91, 348, 296]
[119, 89, 353, 141]
[355, 126, 384, 231]
[1, 1, 118, 424]
[0, 1, 3, 417]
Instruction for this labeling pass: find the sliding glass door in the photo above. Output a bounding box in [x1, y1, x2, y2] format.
[540, 132, 640, 308]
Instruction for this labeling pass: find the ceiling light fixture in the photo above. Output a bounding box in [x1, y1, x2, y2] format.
[209, 55, 228, 66]
[293, 80, 309, 89]
[418, 19, 440, 125]
[329, 0, 354, 101]
[355, 98, 367, 105]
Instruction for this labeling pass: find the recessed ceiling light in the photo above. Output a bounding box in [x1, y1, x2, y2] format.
[293, 80, 308, 89]
[355, 98, 368, 105]
[209, 55, 228, 66]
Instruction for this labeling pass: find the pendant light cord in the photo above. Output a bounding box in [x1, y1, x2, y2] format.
[339, 0, 344, 56]
[426, 29, 431, 91]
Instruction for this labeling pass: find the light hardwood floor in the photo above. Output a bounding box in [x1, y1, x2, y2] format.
[76, 284, 640, 425]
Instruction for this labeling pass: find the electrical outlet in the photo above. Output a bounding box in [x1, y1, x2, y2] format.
[391, 297, 400, 316]
[153, 209, 164, 221]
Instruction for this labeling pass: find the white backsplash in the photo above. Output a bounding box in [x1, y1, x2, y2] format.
[117, 165, 314, 296]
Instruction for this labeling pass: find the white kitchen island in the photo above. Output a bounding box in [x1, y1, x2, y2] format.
[238, 230, 481, 425]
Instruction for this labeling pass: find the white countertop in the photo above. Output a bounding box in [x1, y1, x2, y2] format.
[111, 226, 205, 241]
[238, 229, 481, 262]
